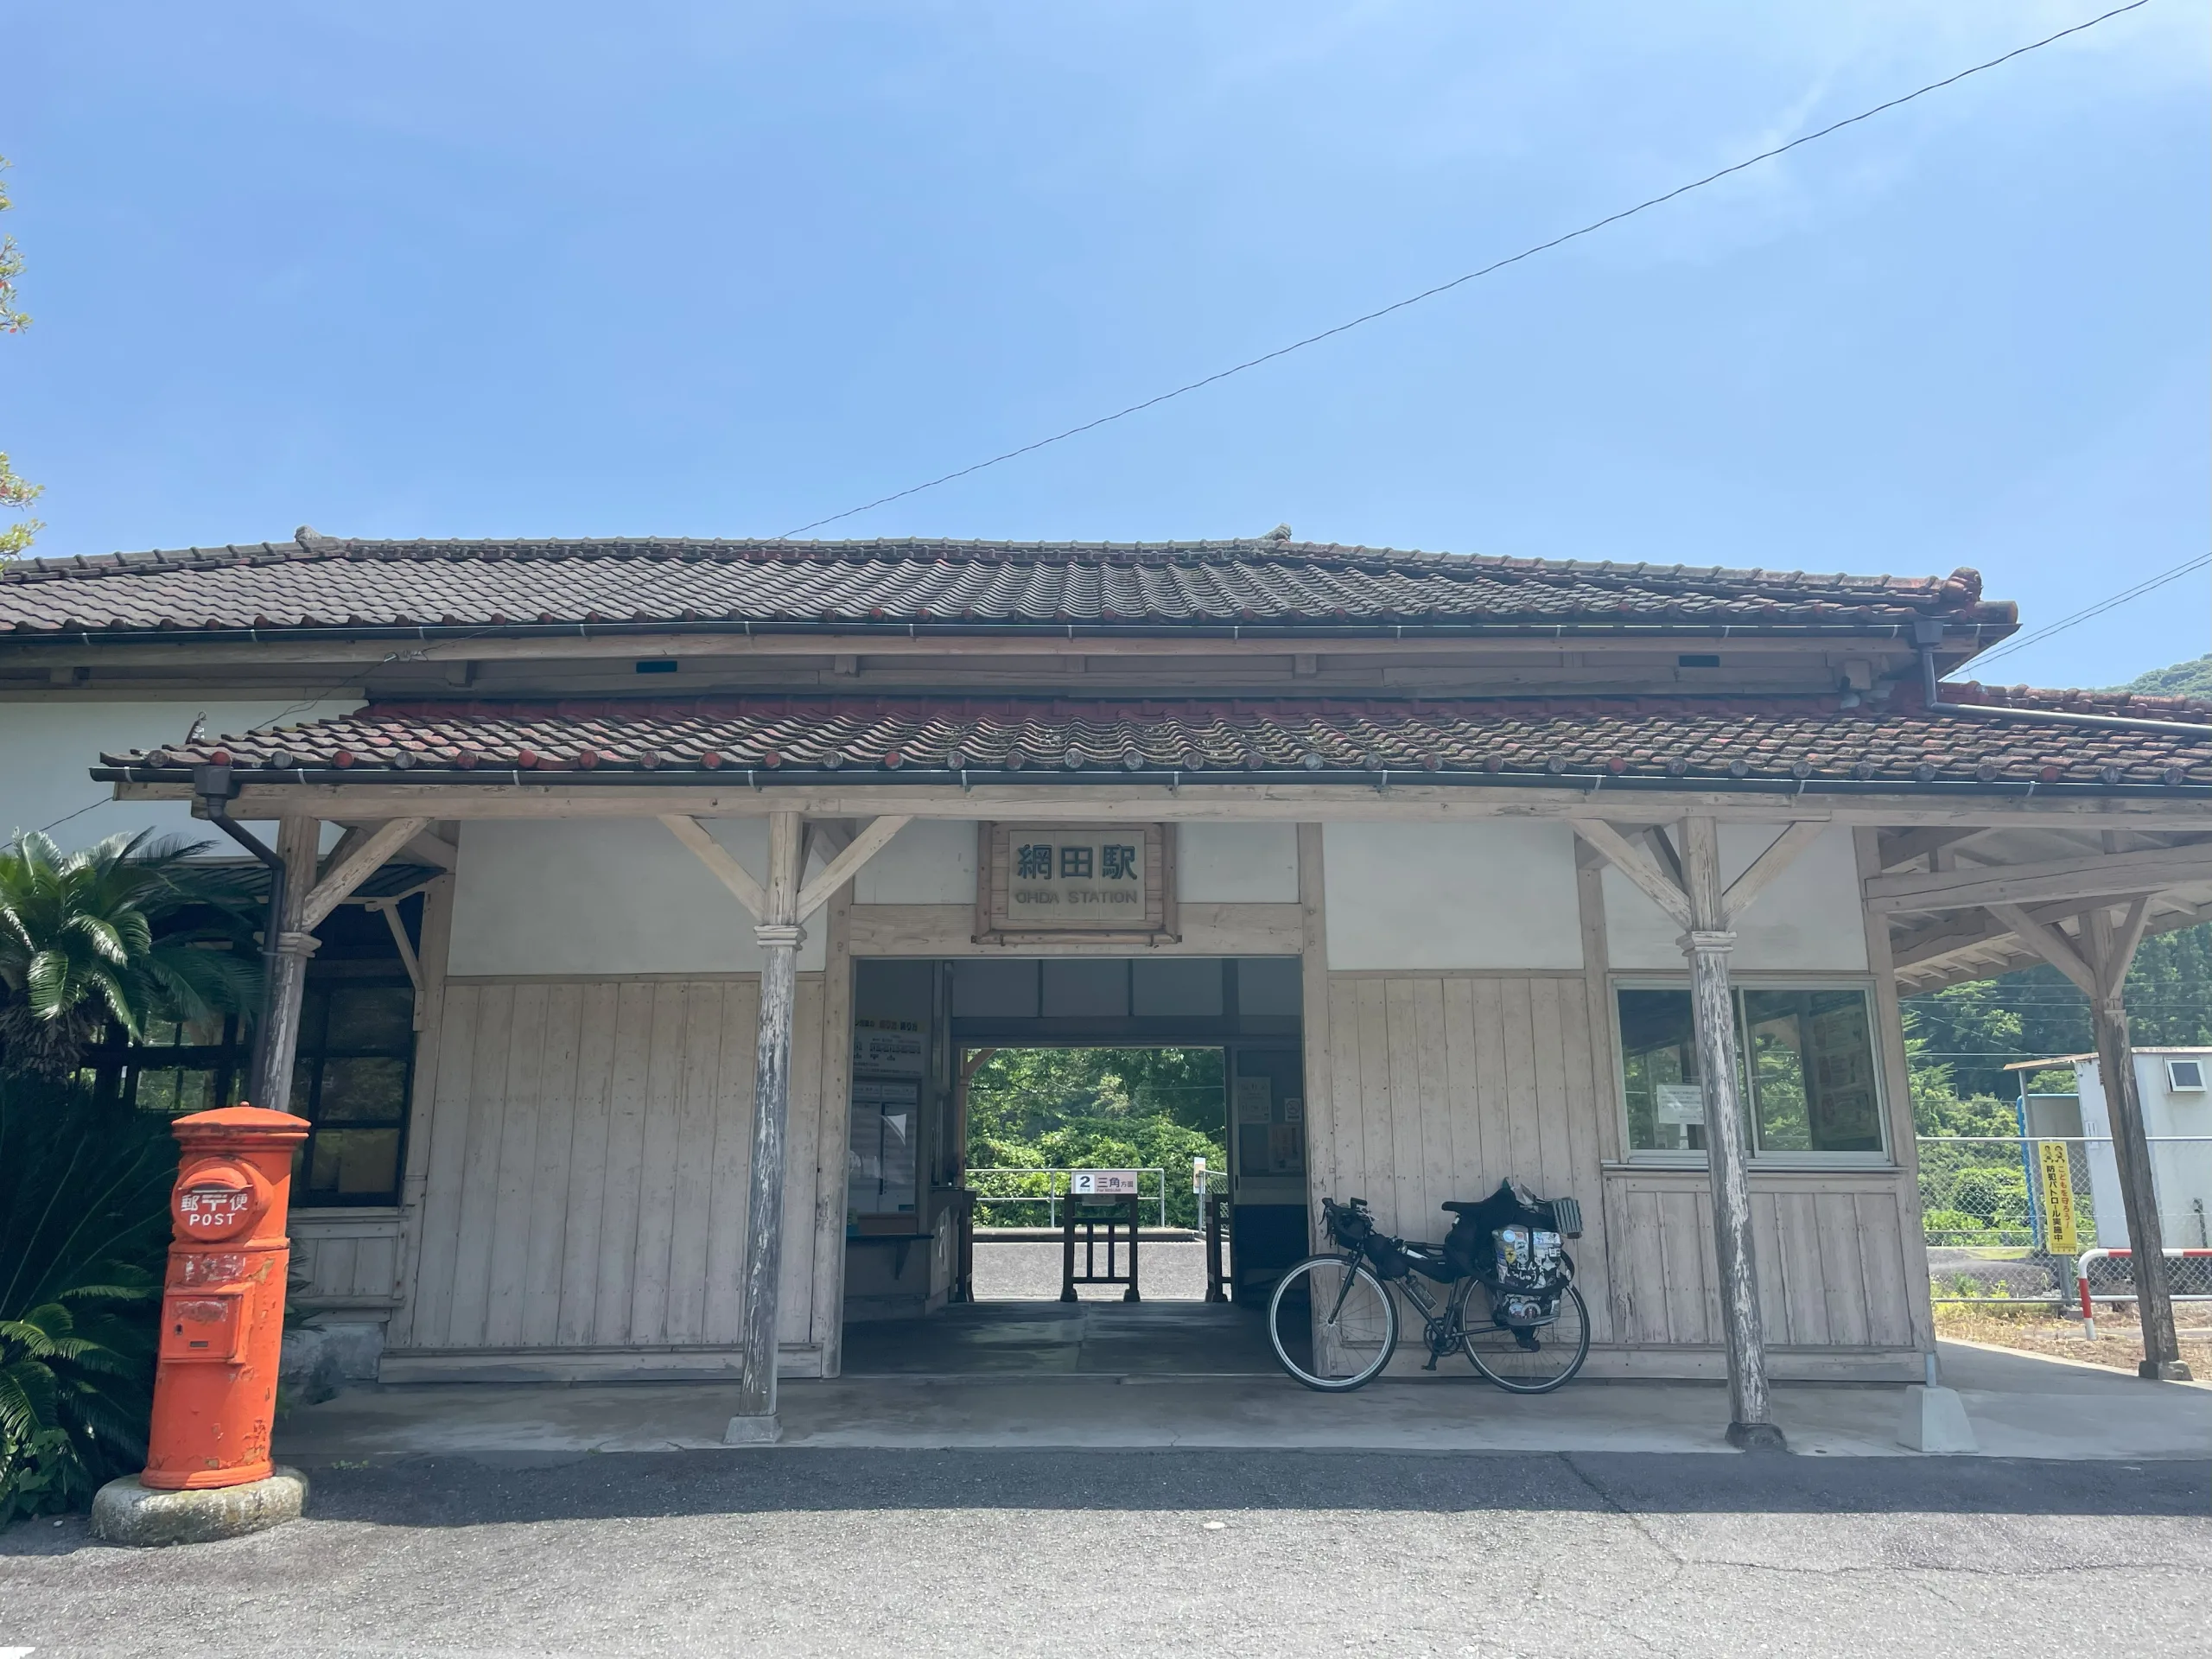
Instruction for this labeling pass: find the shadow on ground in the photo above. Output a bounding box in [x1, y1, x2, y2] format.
[8, 1449, 2191, 1548]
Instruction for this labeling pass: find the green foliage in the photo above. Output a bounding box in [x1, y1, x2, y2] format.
[0, 1072, 175, 1522]
[966, 1047, 1226, 1227]
[1902, 921, 2212, 1105]
[1904, 1031, 2018, 1139]
[0, 830, 262, 1078]
[2119, 654, 2212, 702]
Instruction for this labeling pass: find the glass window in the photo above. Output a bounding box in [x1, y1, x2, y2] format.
[1740, 988, 1883, 1154]
[1617, 984, 1885, 1160]
[292, 982, 416, 1205]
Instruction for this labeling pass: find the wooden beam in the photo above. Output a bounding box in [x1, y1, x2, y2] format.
[298, 817, 430, 930]
[794, 815, 911, 924]
[2098, 896, 2152, 1002]
[1891, 898, 2107, 971]
[1865, 844, 2212, 913]
[1876, 827, 1986, 871]
[1632, 823, 1686, 887]
[120, 777, 2212, 832]
[401, 828, 459, 870]
[1720, 821, 1825, 920]
[1571, 820, 1691, 930]
[660, 814, 766, 920]
[801, 817, 856, 873]
[1986, 903, 2100, 998]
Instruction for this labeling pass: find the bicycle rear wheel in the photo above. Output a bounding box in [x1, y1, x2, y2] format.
[1268, 1255, 1398, 1391]
[1464, 1283, 1590, 1394]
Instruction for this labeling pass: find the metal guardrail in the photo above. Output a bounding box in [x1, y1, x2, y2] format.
[2076, 1249, 2212, 1338]
[965, 1167, 1171, 1230]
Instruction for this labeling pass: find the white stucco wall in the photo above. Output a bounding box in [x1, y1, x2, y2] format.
[1179, 822, 1300, 903]
[1, 697, 363, 851]
[855, 817, 976, 905]
[449, 817, 828, 976]
[1602, 823, 1868, 971]
[1321, 821, 1583, 970]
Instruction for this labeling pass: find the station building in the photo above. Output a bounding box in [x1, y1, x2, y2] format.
[5, 531, 2207, 1430]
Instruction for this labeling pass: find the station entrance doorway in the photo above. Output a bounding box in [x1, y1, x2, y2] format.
[838, 955, 1306, 1376]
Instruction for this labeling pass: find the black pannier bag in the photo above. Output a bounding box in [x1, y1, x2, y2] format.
[1443, 1179, 1577, 1288]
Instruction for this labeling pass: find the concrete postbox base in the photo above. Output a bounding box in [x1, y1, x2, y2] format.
[1897, 1384, 1978, 1453]
[90, 1467, 308, 1546]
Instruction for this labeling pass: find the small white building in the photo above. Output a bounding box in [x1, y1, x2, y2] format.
[2030, 1048, 2212, 1251]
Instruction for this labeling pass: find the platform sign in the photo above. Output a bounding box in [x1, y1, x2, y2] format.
[2037, 1141, 2079, 1255]
[1068, 1169, 1141, 1198]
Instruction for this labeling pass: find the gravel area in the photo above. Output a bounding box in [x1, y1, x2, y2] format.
[970, 1236, 1210, 1301]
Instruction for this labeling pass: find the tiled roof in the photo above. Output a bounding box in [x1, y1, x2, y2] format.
[99, 689, 2212, 791]
[1, 535, 2016, 639]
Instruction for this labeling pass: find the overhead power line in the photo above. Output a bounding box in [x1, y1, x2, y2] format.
[1966, 550, 2211, 673]
[777, 0, 2153, 538]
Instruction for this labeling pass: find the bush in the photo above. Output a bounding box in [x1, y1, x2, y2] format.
[0, 1072, 175, 1523]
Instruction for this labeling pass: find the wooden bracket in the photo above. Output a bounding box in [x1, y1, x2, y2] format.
[298, 817, 429, 931]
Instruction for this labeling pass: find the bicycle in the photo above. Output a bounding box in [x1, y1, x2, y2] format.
[1266, 1186, 1590, 1394]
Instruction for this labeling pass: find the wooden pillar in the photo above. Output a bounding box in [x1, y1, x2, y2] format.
[729, 810, 804, 1439]
[1679, 817, 1783, 1450]
[251, 817, 322, 1115]
[2086, 907, 2190, 1381]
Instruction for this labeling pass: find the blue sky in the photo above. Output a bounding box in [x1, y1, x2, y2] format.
[3, 1, 2205, 687]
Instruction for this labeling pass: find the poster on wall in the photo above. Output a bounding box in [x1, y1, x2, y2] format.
[1808, 1005, 1879, 1144]
[1654, 1082, 1707, 1126]
[1234, 1077, 1273, 1124]
[853, 1016, 926, 1077]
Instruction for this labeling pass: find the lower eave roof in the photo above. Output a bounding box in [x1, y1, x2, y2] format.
[96, 690, 2212, 797]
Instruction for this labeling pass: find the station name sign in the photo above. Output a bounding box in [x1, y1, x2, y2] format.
[1008, 834, 1146, 919]
[976, 823, 1176, 941]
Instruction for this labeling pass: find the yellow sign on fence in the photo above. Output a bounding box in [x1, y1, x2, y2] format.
[2037, 1141, 2078, 1254]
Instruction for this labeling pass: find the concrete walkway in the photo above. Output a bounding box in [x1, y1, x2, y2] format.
[275, 1337, 2210, 1462]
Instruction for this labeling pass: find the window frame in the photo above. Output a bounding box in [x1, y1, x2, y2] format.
[289, 972, 418, 1209]
[1611, 974, 1894, 1170]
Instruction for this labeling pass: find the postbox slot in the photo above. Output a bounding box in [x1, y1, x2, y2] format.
[160, 1291, 246, 1363]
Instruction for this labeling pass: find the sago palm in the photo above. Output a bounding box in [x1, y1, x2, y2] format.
[0, 830, 261, 1077]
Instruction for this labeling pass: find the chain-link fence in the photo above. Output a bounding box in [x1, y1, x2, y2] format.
[1917, 1135, 2212, 1304]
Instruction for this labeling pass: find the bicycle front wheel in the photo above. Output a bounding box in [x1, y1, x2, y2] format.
[1268, 1254, 1399, 1391]
[1464, 1283, 1591, 1395]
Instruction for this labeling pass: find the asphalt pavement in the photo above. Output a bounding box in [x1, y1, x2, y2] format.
[3, 1450, 2206, 1657]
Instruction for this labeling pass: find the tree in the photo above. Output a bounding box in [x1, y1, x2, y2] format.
[1902, 921, 2212, 1107]
[965, 1047, 1227, 1227]
[1, 154, 39, 557]
[0, 831, 261, 1079]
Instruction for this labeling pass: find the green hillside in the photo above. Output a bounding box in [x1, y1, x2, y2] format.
[2115, 654, 2212, 700]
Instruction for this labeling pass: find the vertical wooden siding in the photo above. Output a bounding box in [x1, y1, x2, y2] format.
[1603, 1176, 1916, 1350]
[1320, 973, 1617, 1343]
[1317, 971, 1916, 1354]
[398, 976, 823, 1352]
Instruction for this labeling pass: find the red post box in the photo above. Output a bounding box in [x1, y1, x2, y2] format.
[141, 1105, 310, 1491]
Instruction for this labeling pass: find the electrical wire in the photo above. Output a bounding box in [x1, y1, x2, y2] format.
[1965, 551, 2211, 673]
[776, 0, 2153, 539]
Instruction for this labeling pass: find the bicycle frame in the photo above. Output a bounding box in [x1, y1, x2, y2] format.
[1319, 1246, 1484, 1364]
